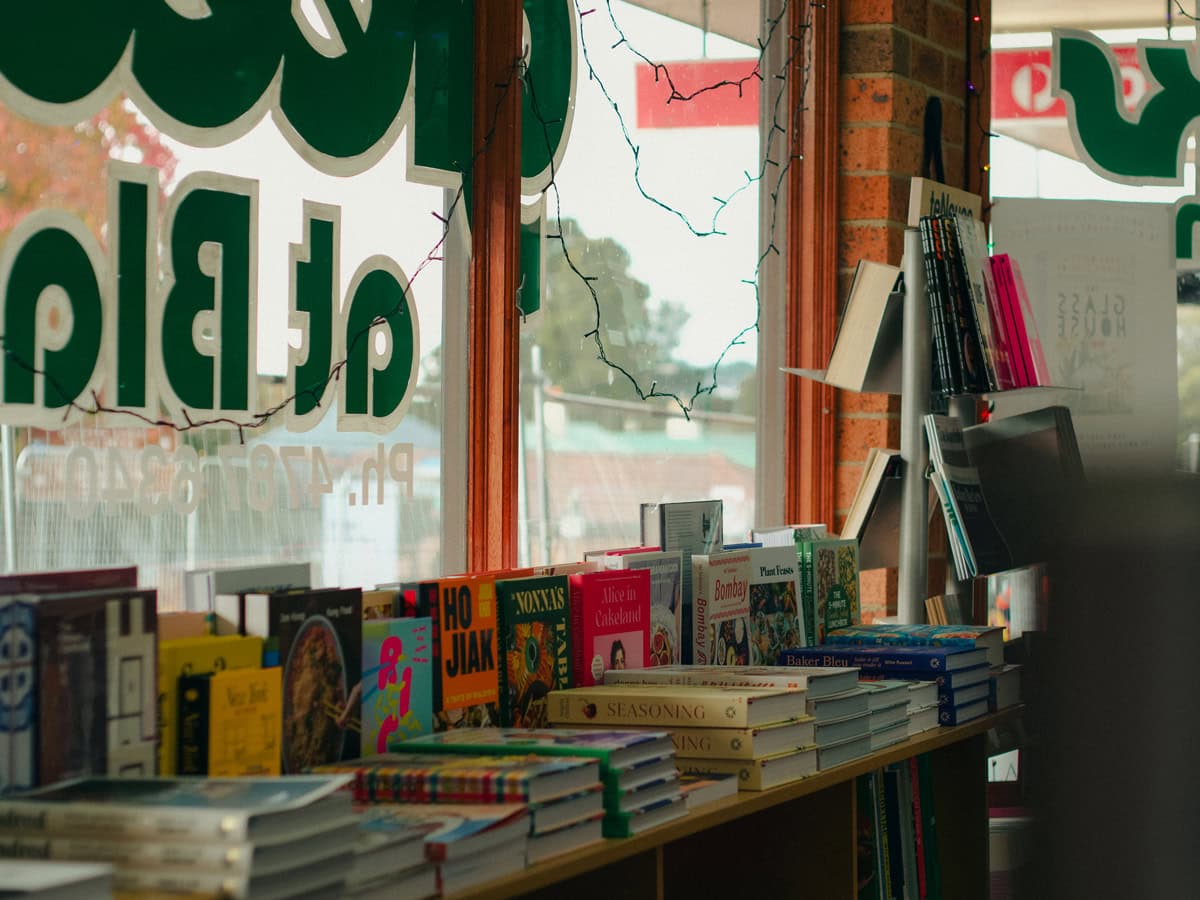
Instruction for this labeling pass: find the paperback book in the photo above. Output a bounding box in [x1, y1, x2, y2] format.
[361, 617, 434, 755]
[747, 546, 806, 662]
[177, 666, 282, 777]
[496, 574, 572, 728]
[568, 569, 651, 688]
[417, 575, 502, 731]
[599, 549, 684, 668]
[690, 548, 752, 666]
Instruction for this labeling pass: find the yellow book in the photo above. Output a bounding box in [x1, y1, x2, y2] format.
[182, 666, 283, 777]
[157, 635, 263, 774]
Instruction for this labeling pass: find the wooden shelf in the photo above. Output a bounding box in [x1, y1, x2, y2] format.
[449, 707, 1022, 900]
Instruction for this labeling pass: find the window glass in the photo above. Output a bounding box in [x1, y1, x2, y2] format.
[518, 1, 766, 564]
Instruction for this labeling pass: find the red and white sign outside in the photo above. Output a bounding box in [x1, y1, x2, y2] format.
[991, 46, 1143, 120]
[636, 60, 760, 129]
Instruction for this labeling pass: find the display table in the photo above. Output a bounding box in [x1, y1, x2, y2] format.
[450, 707, 1022, 900]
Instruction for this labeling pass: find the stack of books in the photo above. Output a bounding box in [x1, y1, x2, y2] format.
[0, 775, 357, 898]
[354, 802, 526, 897]
[315, 751, 605, 865]
[0, 860, 114, 899]
[389, 727, 677, 840]
[990, 664, 1023, 711]
[906, 681, 940, 736]
[807, 684, 873, 770]
[782, 643, 992, 727]
[857, 680, 913, 751]
[345, 812, 435, 900]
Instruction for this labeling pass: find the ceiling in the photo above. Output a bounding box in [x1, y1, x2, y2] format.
[625, 0, 1180, 44]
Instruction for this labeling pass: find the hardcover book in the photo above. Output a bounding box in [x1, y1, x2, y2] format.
[568, 569, 651, 688]
[676, 747, 817, 791]
[0, 598, 36, 794]
[417, 576, 502, 732]
[274, 588, 364, 771]
[600, 549, 684, 668]
[780, 645, 987, 674]
[357, 802, 527, 863]
[806, 538, 861, 645]
[158, 634, 264, 775]
[690, 549, 752, 667]
[938, 697, 989, 726]
[178, 666, 282, 777]
[547, 684, 808, 729]
[495, 574, 572, 728]
[827, 623, 1004, 667]
[663, 718, 815, 761]
[362, 617, 434, 755]
[31, 588, 158, 785]
[603, 663, 859, 698]
[187, 563, 311, 617]
[640, 499, 723, 664]
[747, 546, 806, 663]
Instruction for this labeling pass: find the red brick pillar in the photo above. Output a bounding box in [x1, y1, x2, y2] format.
[834, 0, 990, 620]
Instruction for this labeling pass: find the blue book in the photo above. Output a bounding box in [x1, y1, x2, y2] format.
[938, 697, 989, 726]
[779, 643, 987, 674]
[901, 663, 991, 690]
[362, 618, 435, 755]
[936, 680, 990, 708]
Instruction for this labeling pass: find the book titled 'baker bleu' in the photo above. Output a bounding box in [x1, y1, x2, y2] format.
[779, 644, 987, 674]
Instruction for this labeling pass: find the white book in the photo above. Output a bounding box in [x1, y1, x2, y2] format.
[691, 549, 752, 667]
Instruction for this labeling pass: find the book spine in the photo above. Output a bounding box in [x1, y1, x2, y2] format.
[800, 540, 816, 648]
[882, 767, 905, 900]
[918, 217, 955, 397]
[1008, 258, 1051, 385]
[874, 771, 895, 900]
[548, 691, 755, 728]
[176, 674, 210, 776]
[0, 834, 255, 875]
[692, 558, 709, 665]
[991, 256, 1034, 387]
[954, 217, 1000, 392]
[917, 754, 942, 900]
[495, 588, 514, 728]
[422, 583, 444, 716]
[569, 576, 585, 688]
[115, 866, 249, 897]
[908, 756, 928, 900]
[978, 256, 1015, 390]
[0, 802, 248, 842]
[857, 776, 884, 900]
[780, 648, 956, 674]
[929, 217, 967, 395]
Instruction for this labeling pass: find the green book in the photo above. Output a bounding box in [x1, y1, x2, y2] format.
[494, 574, 572, 728]
[811, 537, 862, 643]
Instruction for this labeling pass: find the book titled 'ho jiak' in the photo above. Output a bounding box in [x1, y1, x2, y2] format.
[496, 575, 572, 728]
[569, 569, 651, 688]
[362, 618, 434, 754]
[418, 576, 501, 731]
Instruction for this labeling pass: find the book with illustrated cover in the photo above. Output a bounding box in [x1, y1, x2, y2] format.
[274, 588, 363, 771]
[919, 215, 960, 395]
[677, 747, 817, 791]
[417, 576, 501, 732]
[178, 666, 281, 777]
[603, 663, 860, 699]
[357, 803, 527, 863]
[0, 775, 351, 842]
[495, 574, 572, 728]
[780, 645, 988, 674]
[185, 563, 311, 617]
[805, 538, 861, 645]
[389, 728, 674, 783]
[316, 752, 598, 805]
[747, 546, 806, 662]
[31, 588, 157, 785]
[940, 214, 992, 393]
[158, 635, 264, 775]
[548, 684, 807, 729]
[952, 214, 1001, 392]
[362, 618, 434, 755]
[827, 624, 1005, 667]
[640, 499, 723, 664]
[599, 549, 684, 668]
[568, 569, 650, 688]
[361, 590, 398, 621]
[691, 549, 751, 667]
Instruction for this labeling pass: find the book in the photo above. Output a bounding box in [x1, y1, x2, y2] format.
[640, 499, 723, 664]
[938, 214, 991, 393]
[924, 414, 1014, 578]
[28, 588, 158, 786]
[603, 663, 860, 699]
[188, 563, 310, 617]
[907, 177, 983, 228]
[601, 795, 686, 838]
[690, 548, 751, 666]
[416, 575, 501, 731]
[807, 538, 861, 645]
[938, 697, 989, 726]
[871, 720, 910, 752]
[605, 757, 679, 797]
[567, 569, 650, 688]
[599, 549, 684, 668]
[0, 775, 352, 843]
[527, 814, 603, 864]
[320, 752, 599, 805]
[677, 772, 738, 810]
[881, 767, 906, 899]
[547, 684, 808, 729]
[782, 645, 989, 674]
[608, 774, 680, 813]
[155, 611, 209, 641]
[180, 666, 281, 777]
[271, 588, 363, 771]
[157, 634, 264, 775]
[0, 568, 138, 594]
[906, 663, 991, 691]
[678, 747, 817, 791]
[823, 259, 904, 392]
[906, 681, 939, 711]
[920, 215, 959, 395]
[908, 706, 938, 736]
[841, 448, 904, 570]
[746, 546, 806, 663]
[435, 838, 526, 895]
[361, 618, 434, 755]
[662, 718, 815, 760]
[814, 711, 871, 746]
[495, 574, 572, 728]
[990, 664, 1022, 710]
[806, 688, 870, 723]
[993, 254, 1051, 387]
[357, 802, 527, 864]
[856, 680, 910, 711]
[938, 680, 989, 709]
[388, 728, 675, 778]
[827, 624, 1005, 667]
[0, 860, 114, 898]
[527, 788, 605, 834]
[856, 775, 883, 900]
[953, 214, 1002, 392]
[873, 769, 894, 900]
[818, 733, 873, 771]
[917, 753, 942, 899]
[361, 590, 398, 621]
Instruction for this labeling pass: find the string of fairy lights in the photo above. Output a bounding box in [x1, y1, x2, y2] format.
[1, 0, 816, 433]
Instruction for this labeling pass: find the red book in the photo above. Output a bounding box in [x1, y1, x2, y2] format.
[1007, 258, 1052, 385]
[990, 255, 1038, 387]
[909, 756, 927, 900]
[568, 569, 651, 686]
[978, 257, 1017, 391]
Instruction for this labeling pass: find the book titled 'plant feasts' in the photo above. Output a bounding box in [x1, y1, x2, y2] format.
[547, 684, 808, 729]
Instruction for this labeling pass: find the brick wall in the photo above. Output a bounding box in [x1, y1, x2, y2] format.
[834, 0, 989, 621]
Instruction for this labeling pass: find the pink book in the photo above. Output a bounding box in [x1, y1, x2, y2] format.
[990, 255, 1034, 387]
[978, 257, 1017, 391]
[1007, 258, 1052, 386]
[568, 568, 651, 686]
